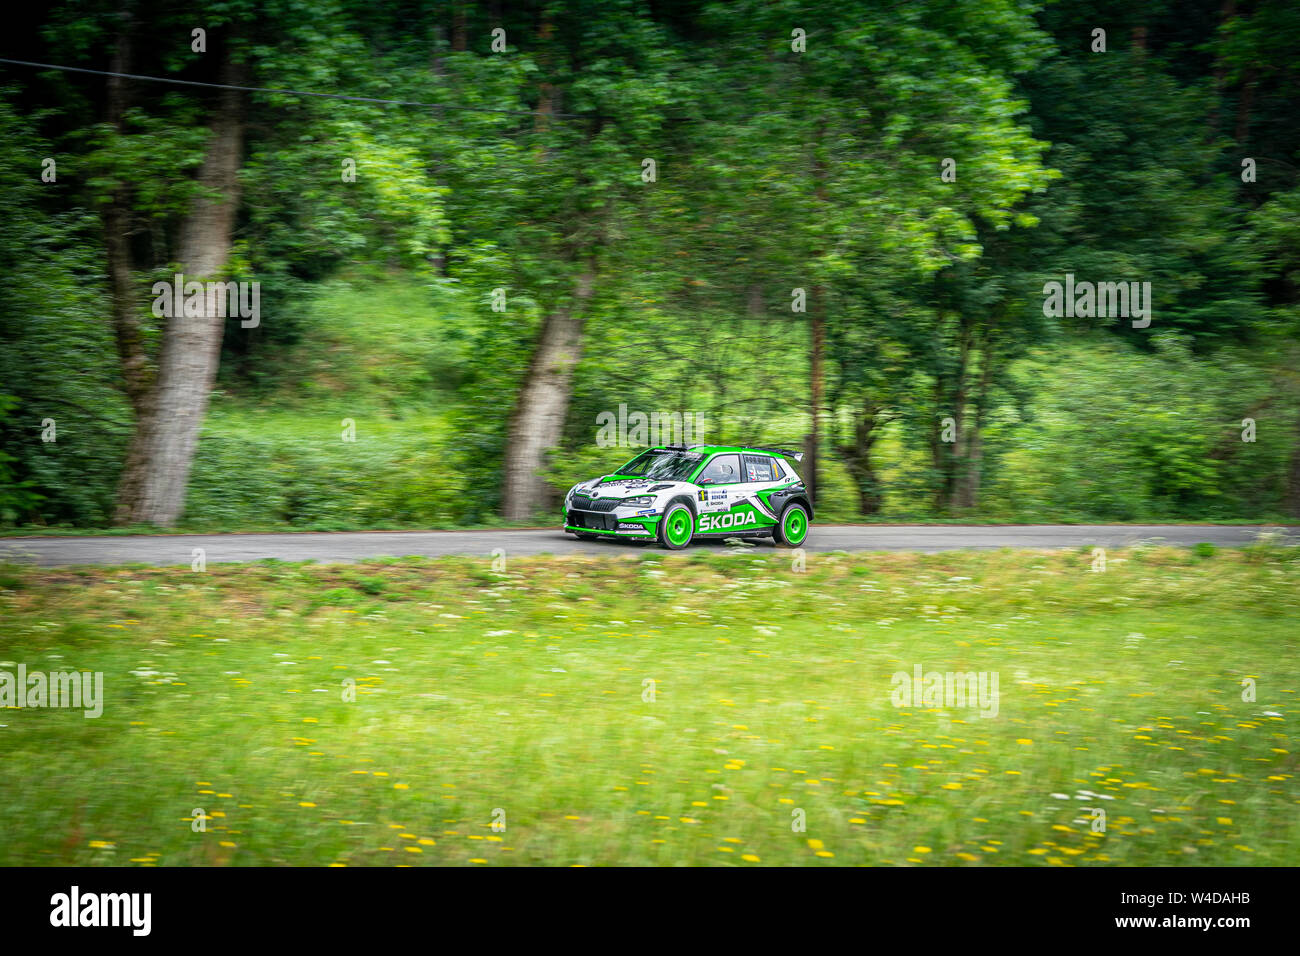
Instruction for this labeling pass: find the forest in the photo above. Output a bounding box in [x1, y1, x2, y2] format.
[2, 0, 1298, 531]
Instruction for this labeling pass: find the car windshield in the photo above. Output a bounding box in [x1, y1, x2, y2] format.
[616, 450, 702, 481]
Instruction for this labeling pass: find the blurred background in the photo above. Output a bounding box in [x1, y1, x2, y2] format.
[1, 0, 1298, 530]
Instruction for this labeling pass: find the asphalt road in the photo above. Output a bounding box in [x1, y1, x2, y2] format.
[0, 524, 1294, 568]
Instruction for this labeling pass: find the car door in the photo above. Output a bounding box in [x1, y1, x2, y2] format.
[736, 454, 782, 527]
[694, 453, 741, 526]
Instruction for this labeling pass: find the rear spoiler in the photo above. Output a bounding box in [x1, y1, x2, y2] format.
[751, 445, 804, 463]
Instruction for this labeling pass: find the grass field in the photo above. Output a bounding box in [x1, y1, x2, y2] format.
[0, 544, 1296, 866]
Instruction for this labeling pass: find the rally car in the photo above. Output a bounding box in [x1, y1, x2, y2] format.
[563, 444, 812, 550]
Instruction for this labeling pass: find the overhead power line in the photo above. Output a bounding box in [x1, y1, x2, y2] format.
[0, 56, 587, 119]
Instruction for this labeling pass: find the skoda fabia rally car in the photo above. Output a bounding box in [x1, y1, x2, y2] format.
[563, 444, 812, 550]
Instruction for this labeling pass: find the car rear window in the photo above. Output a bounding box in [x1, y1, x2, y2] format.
[743, 455, 777, 482]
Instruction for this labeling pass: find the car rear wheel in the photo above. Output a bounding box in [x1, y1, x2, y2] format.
[773, 503, 809, 547]
[658, 502, 695, 550]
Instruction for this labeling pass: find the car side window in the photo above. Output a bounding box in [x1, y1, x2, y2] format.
[698, 454, 741, 485]
[742, 455, 776, 482]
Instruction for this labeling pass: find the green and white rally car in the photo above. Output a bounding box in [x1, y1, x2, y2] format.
[563, 444, 813, 550]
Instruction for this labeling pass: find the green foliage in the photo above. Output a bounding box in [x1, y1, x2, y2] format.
[4, 0, 1299, 529]
[990, 337, 1291, 520]
[0, 99, 131, 526]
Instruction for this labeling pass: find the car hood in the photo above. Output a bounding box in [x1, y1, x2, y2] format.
[573, 475, 692, 497]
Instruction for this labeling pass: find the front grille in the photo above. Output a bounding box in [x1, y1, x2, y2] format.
[572, 495, 618, 512]
[567, 509, 616, 531]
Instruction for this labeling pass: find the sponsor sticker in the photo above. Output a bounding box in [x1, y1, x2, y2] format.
[698, 509, 756, 532]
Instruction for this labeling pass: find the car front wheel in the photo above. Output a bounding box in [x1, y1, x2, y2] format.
[658, 502, 695, 550]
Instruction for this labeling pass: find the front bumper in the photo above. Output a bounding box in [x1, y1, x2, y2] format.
[565, 506, 659, 537]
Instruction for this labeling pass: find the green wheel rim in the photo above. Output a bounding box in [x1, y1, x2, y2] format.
[665, 508, 692, 546]
[783, 508, 807, 544]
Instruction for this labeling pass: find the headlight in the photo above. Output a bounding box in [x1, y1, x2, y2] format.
[622, 496, 655, 507]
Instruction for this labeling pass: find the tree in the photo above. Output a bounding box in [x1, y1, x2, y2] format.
[111, 35, 247, 524]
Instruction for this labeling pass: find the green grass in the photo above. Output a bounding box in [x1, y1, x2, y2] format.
[2, 545, 1296, 867]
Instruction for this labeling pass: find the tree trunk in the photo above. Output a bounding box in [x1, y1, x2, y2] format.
[954, 341, 993, 510]
[929, 371, 946, 510]
[500, 266, 597, 520]
[534, 12, 557, 153]
[114, 54, 246, 526]
[931, 306, 968, 512]
[1235, 66, 1255, 144]
[805, 283, 825, 502]
[101, 8, 151, 417]
[1208, 0, 1238, 136]
[452, 5, 467, 51]
[840, 404, 884, 515]
[104, 199, 150, 413]
[804, 123, 828, 503]
[1286, 411, 1300, 520]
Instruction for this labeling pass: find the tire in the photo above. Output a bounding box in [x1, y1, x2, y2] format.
[773, 502, 810, 547]
[658, 501, 695, 550]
